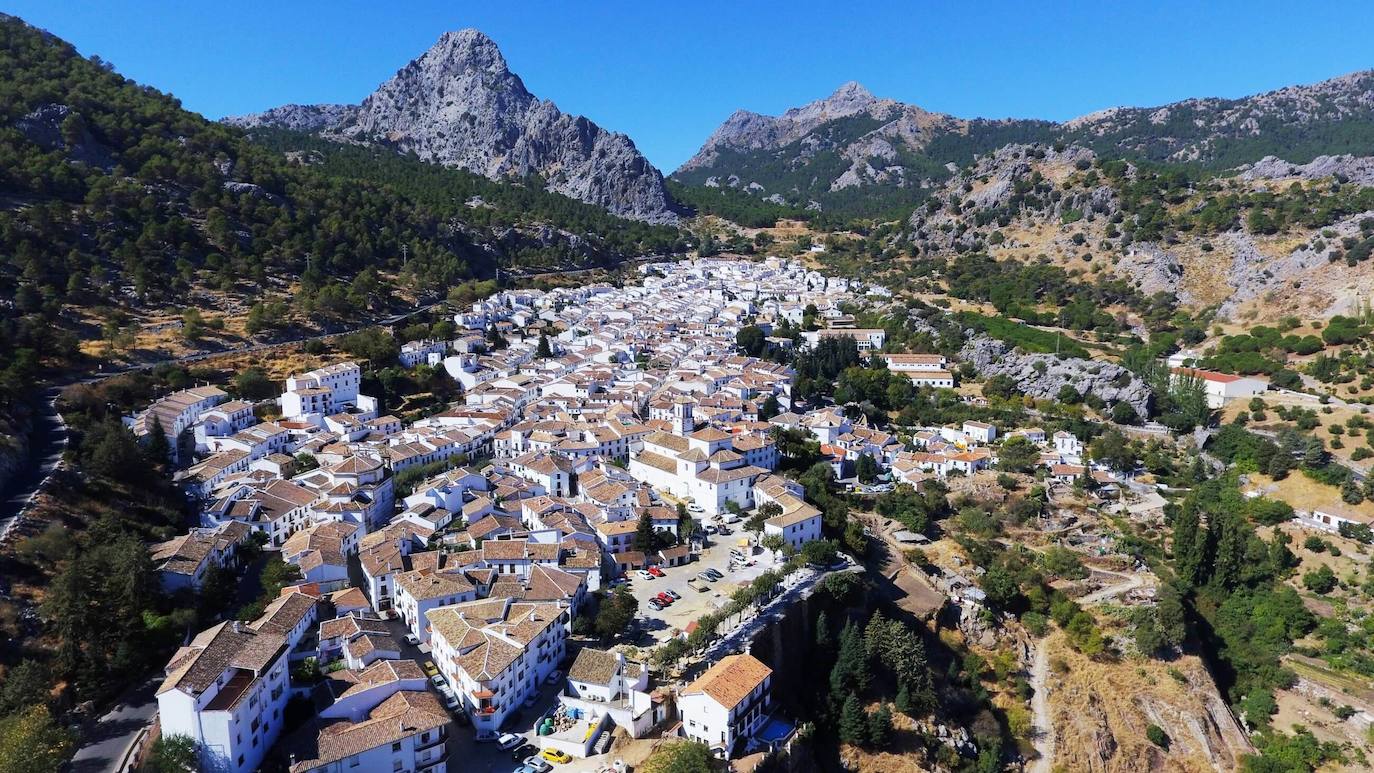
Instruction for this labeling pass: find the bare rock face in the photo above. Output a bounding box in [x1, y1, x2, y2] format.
[15, 103, 115, 169]
[225, 103, 357, 133]
[1117, 243, 1190, 303]
[905, 143, 1119, 253]
[226, 30, 676, 223]
[1240, 154, 1374, 187]
[959, 335, 1153, 416]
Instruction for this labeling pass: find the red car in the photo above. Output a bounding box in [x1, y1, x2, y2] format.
[656, 592, 674, 604]
[647, 566, 665, 578]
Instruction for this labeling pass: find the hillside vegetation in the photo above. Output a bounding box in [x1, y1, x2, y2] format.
[0, 14, 680, 418]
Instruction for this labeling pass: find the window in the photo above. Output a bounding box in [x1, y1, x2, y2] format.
[350, 757, 360, 767]
[392, 742, 402, 752]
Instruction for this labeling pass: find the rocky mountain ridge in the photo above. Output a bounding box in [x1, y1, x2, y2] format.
[675, 70, 1374, 218]
[227, 30, 678, 223]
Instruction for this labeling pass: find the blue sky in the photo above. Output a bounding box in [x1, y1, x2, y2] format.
[7, 1, 1374, 171]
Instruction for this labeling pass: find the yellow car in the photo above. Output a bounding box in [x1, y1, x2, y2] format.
[421, 660, 439, 678]
[540, 748, 572, 765]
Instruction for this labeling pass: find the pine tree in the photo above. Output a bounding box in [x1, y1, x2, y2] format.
[830, 621, 870, 694]
[895, 682, 913, 715]
[839, 695, 868, 745]
[868, 703, 893, 748]
[536, 333, 552, 358]
[145, 415, 171, 462]
[632, 509, 657, 552]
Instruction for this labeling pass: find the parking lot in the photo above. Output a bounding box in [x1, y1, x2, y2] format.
[622, 533, 782, 642]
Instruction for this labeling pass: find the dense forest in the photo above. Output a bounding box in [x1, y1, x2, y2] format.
[249, 128, 684, 262]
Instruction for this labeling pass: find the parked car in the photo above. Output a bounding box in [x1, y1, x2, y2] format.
[637, 569, 655, 580]
[704, 568, 724, 580]
[421, 661, 440, 678]
[522, 757, 554, 773]
[541, 748, 573, 764]
[665, 589, 681, 600]
[608, 577, 630, 587]
[496, 733, 525, 750]
[647, 566, 665, 578]
[429, 674, 446, 688]
[511, 743, 539, 762]
[647, 599, 663, 611]
[687, 502, 704, 514]
[404, 633, 421, 646]
[696, 571, 717, 583]
[655, 592, 673, 604]
[545, 669, 563, 685]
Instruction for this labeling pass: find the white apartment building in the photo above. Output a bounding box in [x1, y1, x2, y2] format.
[157, 621, 290, 773]
[426, 598, 569, 739]
[392, 569, 478, 645]
[132, 385, 228, 463]
[678, 653, 773, 756]
[280, 362, 378, 426]
[287, 690, 449, 773]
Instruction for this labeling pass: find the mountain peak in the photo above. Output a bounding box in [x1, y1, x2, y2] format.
[424, 28, 512, 77]
[830, 81, 873, 101]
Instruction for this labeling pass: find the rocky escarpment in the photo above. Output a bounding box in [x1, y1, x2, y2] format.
[960, 335, 1153, 416]
[226, 30, 677, 223]
[1239, 154, 1374, 187]
[1216, 211, 1374, 318]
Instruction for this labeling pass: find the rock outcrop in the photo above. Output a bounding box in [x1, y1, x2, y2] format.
[227, 30, 677, 223]
[226, 103, 357, 133]
[959, 335, 1153, 416]
[1239, 154, 1374, 187]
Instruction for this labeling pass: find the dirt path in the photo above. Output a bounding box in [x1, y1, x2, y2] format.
[1030, 641, 1055, 773]
[1079, 567, 1145, 605]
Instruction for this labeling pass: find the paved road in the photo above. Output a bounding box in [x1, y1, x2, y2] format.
[66, 677, 160, 773]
